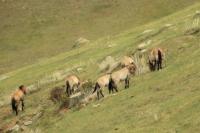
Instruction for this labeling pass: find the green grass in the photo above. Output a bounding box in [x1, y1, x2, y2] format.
[0, 0, 199, 74]
[0, 1, 200, 133]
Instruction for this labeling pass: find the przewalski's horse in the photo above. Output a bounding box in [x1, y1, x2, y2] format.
[148, 48, 165, 71]
[11, 85, 27, 116]
[93, 74, 118, 100]
[120, 56, 135, 67]
[109, 63, 136, 91]
[65, 75, 81, 97]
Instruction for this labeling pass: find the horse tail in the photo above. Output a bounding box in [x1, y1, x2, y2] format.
[158, 49, 162, 62]
[108, 78, 114, 91]
[93, 82, 100, 94]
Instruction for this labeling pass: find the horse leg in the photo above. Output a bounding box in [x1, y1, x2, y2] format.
[77, 82, 81, 92]
[97, 91, 100, 100]
[15, 103, 18, 116]
[127, 79, 130, 88]
[66, 82, 71, 97]
[12, 100, 18, 116]
[113, 86, 118, 93]
[156, 60, 159, 70]
[21, 100, 25, 111]
[100, 90, 104, 98]
[111, 85, 114, 93]
[125, 80, 127, 89]
[125, 77, 129, 89]
[67, 87, 71, 97]
[152, 60, 156, 71]
[109, 87, 112, 94]
[160, 59, 163, 69]
[71, 86, 74, 94]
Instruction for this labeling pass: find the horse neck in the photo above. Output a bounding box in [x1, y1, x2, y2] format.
[19, 89, 26, 96]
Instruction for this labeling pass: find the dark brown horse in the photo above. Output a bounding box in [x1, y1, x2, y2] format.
[11, 85, 27, 116]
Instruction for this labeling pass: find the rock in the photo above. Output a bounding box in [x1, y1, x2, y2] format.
[93, 104, 100, 108]
[108, 43, 116, 48]
[27, 84, 38, 94]
[24, 121, 33, 126]
[0, 75, 8, 81]
[99, 56, 119, 73]
[193, 11, 200, 19]
[195, 10, 200, 16]
[73, 37, 90, 48]
[154, 114, 159, 121]
[142, 29, 153, 34]
[164, 24, 173, 28]
[137, 40, 151, 50]
[52, 71, 64, 81]
[77, 67, 83, 72]
[8, 124, 20, 132]
[20, 125, 29, 132]
[32, 112, 43, 121]
[141, 49, 147, 53]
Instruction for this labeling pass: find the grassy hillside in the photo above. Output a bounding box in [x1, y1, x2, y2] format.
[0, 0, 199, 74]
[33, 4, 200, 133]
[0, 1, 200, 133]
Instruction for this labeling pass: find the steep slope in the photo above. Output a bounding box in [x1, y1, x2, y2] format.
[0, 0, 199, 74]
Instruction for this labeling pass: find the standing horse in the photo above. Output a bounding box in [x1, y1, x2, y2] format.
[65, 75, 81, 97]
[11, 85, 27, 116]
[109, 64, 136, 91]
[148, 48, 165, 71]
[93, 74, 118, 100]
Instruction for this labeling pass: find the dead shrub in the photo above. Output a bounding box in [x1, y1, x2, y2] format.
[50, 87, 65, 103]
[81, 80, 93, 95]
[50, 86, 70, 110]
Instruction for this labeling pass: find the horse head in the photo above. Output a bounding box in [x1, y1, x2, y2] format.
[127, 64, 136, 74]
[19, 85, 27, 95]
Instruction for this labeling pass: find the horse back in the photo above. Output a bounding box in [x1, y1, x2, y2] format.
[12, 90, 24, 101]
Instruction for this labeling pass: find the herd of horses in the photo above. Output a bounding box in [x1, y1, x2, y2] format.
[11, 48, 165, 116]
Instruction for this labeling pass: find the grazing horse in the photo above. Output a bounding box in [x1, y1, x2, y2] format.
[148, 48, 165, 71]
[65, 75, 81, 97]
[11, 85, 27, 116]
[120, 56, 135, 67]
[109, 64, 136, 90]
[93, 74, 118, 100]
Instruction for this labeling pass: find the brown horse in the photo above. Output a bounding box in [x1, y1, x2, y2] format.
[109, 64, 136, 91]
[11, 85, 27, 116]
[148, 48, 165, 71]
[93, 74, 118, 100]
[65, 75, 81, 97]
